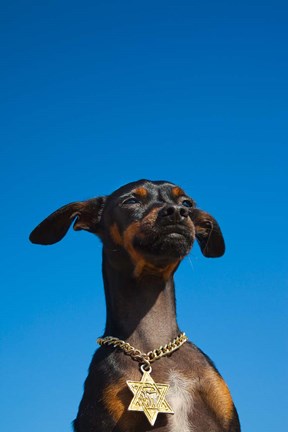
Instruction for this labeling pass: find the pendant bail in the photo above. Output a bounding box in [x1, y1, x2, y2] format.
[140, 363, 152, 374]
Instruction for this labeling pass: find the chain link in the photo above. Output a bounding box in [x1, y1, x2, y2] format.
[97, 332, 188, 367]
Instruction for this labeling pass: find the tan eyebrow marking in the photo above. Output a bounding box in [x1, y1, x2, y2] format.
[134, 187, 148, 198]
[171, 186, 185, 197]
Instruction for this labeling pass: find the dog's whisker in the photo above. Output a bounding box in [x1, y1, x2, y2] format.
[187, 255, 195, 272]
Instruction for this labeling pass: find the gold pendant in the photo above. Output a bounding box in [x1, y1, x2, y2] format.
[126, 365, 174, 426]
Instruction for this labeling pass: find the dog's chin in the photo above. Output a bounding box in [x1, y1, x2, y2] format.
[133, 232, 194, 265]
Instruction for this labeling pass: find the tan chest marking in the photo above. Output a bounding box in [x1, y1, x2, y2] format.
[166, 370, 194, 432]
[201, 368, 234, 429]
[103, 378, 127, 422]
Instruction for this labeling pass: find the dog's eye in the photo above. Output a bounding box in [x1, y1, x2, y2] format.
[122, 197, 140, 205]
[182, 199, 193, 208]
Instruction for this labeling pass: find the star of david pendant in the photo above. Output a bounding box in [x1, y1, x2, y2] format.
[126, 365, 174, 426]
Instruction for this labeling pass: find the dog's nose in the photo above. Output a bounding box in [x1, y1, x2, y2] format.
[159, 205, 189, 222]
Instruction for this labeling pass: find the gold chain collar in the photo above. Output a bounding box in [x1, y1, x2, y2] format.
[97, 332, 188, 368]
[97, 332, 188, 425]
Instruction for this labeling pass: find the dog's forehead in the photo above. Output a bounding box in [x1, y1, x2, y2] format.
[108, 179, 187, 200]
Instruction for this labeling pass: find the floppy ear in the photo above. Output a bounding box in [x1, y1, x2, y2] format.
[29, 197, 106, 245]
[190, 209, 225, 258]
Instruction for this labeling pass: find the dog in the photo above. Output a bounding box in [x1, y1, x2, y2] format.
[30, 179, 240, 432]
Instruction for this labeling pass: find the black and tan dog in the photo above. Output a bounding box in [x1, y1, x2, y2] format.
[30, 179, 240, 432]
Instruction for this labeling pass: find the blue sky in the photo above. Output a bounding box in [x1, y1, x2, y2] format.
[1, 1, 287, 431]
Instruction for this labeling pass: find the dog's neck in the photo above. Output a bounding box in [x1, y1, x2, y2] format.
[101, 252, 180, 353]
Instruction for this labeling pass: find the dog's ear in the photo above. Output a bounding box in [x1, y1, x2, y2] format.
[191, 209, 225, 257]
[29, 197, 107, 245]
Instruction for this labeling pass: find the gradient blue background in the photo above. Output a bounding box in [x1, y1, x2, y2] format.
[1, 1, 287, 431]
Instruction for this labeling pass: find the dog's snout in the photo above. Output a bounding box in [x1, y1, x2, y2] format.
[159, 205, 189, 222]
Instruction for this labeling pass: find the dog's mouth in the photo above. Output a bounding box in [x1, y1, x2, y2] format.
[133, 222, 195, 262]
[161, 224, 191, 237]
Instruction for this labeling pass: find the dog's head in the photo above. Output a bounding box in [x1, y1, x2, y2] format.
[30, 180, 225, 277]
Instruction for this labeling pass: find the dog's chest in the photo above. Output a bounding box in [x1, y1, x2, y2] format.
[166, 370, 194, 432]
